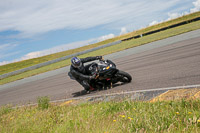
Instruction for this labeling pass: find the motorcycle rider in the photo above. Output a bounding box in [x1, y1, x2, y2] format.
[69, 56, 103, 92]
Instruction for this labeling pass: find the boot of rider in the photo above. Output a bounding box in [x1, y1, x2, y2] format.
[84, 86, 94, 94]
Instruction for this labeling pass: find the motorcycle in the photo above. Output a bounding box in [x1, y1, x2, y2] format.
[68, 59, 132, 92]
[87, 59, 132, 90]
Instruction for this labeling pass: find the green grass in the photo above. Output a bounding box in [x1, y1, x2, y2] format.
[37, 96, 50, 110]
[1, 99, 200, 132]
[1, 19, 200, 85]
[0, 11, 200, 76]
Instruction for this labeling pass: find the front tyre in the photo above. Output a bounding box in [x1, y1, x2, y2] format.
[116, 70, 132, 83]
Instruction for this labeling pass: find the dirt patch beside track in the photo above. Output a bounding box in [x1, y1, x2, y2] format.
[56, 87, 200, 106]
[150, 88, 200, 102]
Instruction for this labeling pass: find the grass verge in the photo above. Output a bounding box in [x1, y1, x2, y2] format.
[1, 99, 200, 132]
[1, 20, 200, 85]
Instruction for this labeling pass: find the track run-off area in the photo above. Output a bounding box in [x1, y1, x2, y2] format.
[0, 29, 200, 106]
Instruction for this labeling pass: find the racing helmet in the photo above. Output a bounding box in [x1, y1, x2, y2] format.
[71, 57, 82, 68]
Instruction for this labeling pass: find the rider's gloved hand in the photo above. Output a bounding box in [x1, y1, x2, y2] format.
[96, 56, 102, 60]
[90, 74, 96, 80]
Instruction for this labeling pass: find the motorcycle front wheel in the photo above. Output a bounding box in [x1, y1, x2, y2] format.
[116, 70, 132, 83]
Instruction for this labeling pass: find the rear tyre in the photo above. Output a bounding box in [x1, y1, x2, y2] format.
[117, 70, 132, 83]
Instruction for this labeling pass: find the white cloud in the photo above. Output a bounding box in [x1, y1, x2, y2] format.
[0, 43, 18, 51]
[149, 21, 160, 26]
[0, 0, 186, 38]
[98, 34, 115, 42]
[167, 12, 183, 20]
[190, 0, 200, 13]
[0, 51, 20, 60]
[20, 38, 97, 60]
[0, 57, 22, 66]
[0, 61, 9, 66]
[120, 27, 127, 35]
[148, 0, 200, 26]
[18, 33, 115, 60]
[0, 34, 114, 65]
[167, 0, 200, 20]
[21, 52, 41, 60]
[0, 44, 11, 51]
[0, 43, 19, 61]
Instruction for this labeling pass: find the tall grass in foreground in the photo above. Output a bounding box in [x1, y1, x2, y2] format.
[37, 96, 50, 110]
[1, 100, 200, 132]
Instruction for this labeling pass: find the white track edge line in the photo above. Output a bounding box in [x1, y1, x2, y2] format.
[15, 84, 200, 108]
[51, 84, 200, 103]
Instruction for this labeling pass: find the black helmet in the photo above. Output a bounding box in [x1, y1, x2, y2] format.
[71, 57, 82, 68]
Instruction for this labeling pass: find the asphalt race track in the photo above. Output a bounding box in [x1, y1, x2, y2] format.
[0, 30, 200, 106]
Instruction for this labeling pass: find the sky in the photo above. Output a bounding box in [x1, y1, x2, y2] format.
[0, 0, 200, 66]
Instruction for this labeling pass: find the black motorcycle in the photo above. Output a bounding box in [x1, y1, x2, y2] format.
[87, 59, 132, 90]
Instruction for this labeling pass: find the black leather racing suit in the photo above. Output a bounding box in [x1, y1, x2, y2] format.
[69, 56, 99, 91]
